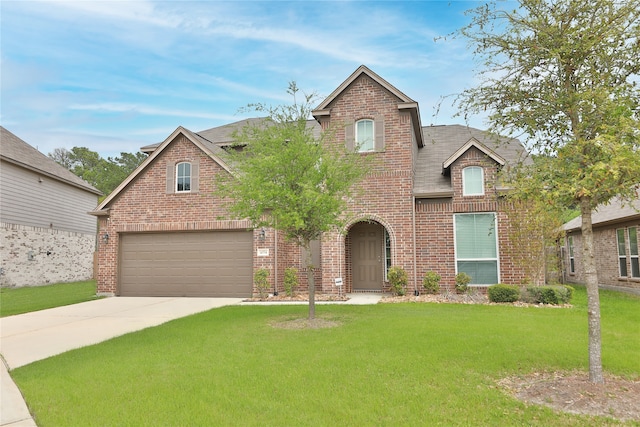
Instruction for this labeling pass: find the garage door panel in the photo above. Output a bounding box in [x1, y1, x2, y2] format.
[119, 231, 253, 297]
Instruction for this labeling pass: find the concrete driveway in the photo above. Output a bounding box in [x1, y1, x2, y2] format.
[1, 297, 242, 427]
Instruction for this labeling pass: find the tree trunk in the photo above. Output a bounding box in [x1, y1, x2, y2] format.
[303, 241, 316, 320]
[580, 196, 604, 384]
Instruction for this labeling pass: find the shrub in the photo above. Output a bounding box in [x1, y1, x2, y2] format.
[283, 267, 299, 297]
[523, 285, 574, 305]
[422, 271, 441, 294]
[254, 268, 270, 300]
[488, 284, 520, 303]
[455, 272, 471, 294]
[388, 266, 408, 296]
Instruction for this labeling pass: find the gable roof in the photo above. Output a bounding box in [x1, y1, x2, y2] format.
[413, 125, 528, 198]
[442, 137, 506, 170]
[563, 196, 640, 232]
[0, 126, 101, 195]
[312, 65, 424, 148]
[91, 125, 236, 215]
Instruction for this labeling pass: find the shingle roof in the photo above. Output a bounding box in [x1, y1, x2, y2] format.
[0, 126, 101, 195]
[563, 196, 640, 231]
[140, 117, 323, 153]
[414, 124, 528, 197]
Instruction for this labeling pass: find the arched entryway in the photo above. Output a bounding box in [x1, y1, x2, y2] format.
[347, 221, 391, 292]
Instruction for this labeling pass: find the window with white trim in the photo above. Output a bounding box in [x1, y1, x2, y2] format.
[568, 236, 575, 274]
[384, 228, 391, 280]
[454, 213, 499, 284]
[176, 162, 191, 192]
[617, 228, 628, 277]
[630, 227, 639, 278]
[356, 119, 374, 152]
[617, 227, 639, 278]
[463, 166, 484, 196]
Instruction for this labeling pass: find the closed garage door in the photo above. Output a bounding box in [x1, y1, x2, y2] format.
[119, 231, 253, 297]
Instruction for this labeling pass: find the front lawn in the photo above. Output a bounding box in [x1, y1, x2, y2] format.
[0, 280, 99, 317]
[10, 286, 640, 426]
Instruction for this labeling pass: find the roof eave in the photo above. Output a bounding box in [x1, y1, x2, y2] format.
[1, 155, 103, 196]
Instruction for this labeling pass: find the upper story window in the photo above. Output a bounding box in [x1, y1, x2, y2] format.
[176, 162, 191, 192]
[463, 166, 484, 196]
[356, 119, 374, 152]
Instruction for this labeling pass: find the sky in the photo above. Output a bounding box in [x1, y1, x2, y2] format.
[1, 1, 512, 159]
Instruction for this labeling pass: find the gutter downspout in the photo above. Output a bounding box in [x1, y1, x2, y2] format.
[412, 195, 418, 295]
[274, 228, 279, 295]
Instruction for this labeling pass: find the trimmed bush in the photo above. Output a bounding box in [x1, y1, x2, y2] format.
[254, 268, 270, 300]
[524, 285, 574, 305]
[388, 266, 408, 296]
[422, 271, 441, 294]
[488, 284, 520, 303]
[283, 267, 299, 297]
[455, 272, 471, 294]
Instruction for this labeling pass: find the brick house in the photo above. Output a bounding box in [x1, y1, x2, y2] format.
[562, 196, 640, 292]
[91, 66, 528, 297]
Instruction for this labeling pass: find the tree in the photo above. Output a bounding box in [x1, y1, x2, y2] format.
[215, 83, 369, 320]
[49, 147, 146, 196]
[454, 0, 640, 383]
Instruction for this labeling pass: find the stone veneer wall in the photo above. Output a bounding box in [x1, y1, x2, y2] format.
[0, 222, 96, 287]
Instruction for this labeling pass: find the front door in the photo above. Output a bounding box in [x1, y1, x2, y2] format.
[351, 223, 383, 291]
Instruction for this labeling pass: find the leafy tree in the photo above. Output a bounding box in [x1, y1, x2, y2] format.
[454, 0, 640, 383]
[215, 83, 369, 319]
[49, 147, 146, 197]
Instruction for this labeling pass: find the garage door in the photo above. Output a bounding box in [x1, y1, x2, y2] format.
[119, 231, 253, 297]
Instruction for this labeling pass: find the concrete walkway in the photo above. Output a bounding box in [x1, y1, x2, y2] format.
[0, 293, 381, 426]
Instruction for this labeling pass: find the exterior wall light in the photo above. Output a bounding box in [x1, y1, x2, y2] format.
[259, 228, 266, 241]
[102, 233, 109, 244]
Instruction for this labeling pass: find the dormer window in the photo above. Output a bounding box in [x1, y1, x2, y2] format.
[463, 166, 484, 196]
[176, 162, 191, 192]
[356, 119, 374, 152]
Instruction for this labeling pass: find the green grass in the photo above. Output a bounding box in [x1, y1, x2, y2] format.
[10, 286, 640, 426]
[0, 280, 100, 317]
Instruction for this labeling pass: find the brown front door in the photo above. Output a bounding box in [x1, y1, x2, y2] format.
[351, 223, 383, 291]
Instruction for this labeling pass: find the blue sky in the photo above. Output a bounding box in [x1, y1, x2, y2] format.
[1, 1, 510, 159]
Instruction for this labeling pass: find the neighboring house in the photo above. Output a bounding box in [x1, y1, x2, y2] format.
[0, 127, 102, 287]
[91, 66, 529, 297]
[562, 196, 640, 291]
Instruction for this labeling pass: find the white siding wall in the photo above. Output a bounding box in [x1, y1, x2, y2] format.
[0, 161, 98, 234]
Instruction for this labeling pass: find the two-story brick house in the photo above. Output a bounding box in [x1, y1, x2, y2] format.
[91, 66, 528, 297]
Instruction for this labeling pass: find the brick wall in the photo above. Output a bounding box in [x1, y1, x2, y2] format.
[1, 222, 95, 287]
[565, 220, 640, 291]
[317, 74, 417, 293]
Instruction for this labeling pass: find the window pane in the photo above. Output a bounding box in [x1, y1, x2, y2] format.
[631, 258, 639, 278]
[568, 236, 574, 257]
[619, 258, 628, 277]
[457, 261, 498, 284]
[356, 120, 374, 152]
[463, 167, 483, 195]
[176, 162, 191, 192]
[629, 227, 638, 256]
[617, 229, 627, 256]
[456, 214, 496, 259]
